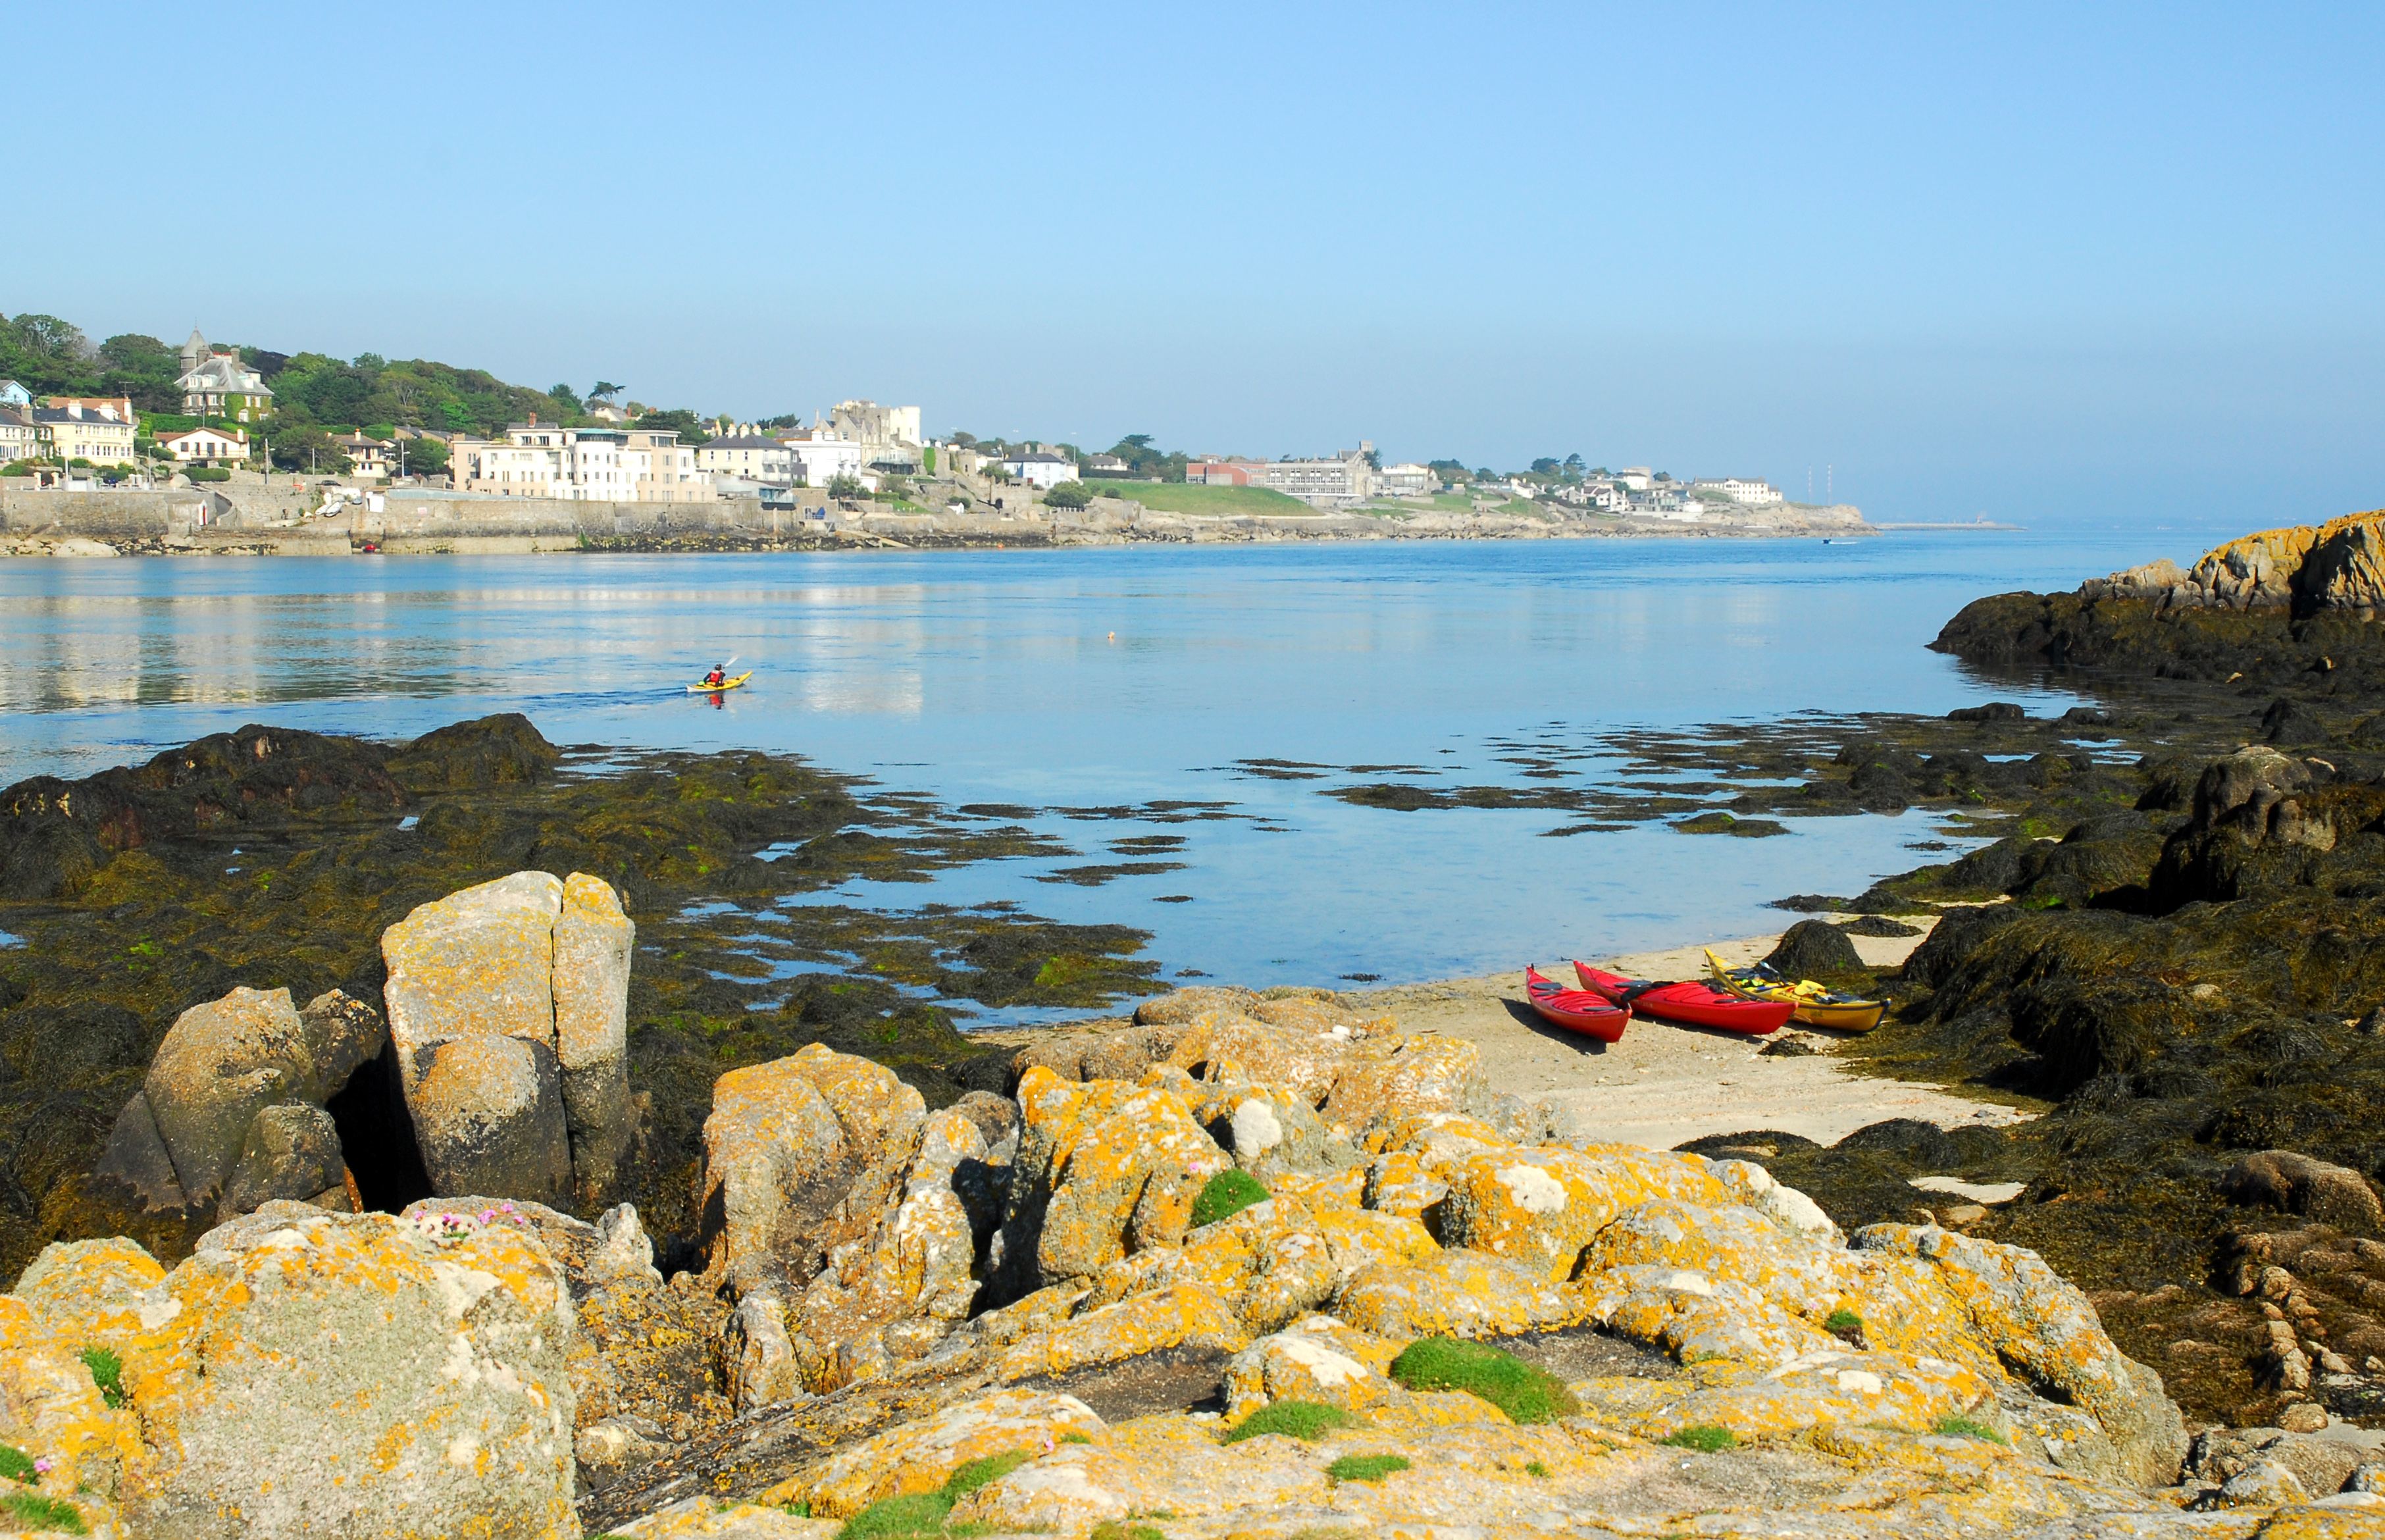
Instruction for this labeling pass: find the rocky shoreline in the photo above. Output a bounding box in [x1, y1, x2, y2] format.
[6, 512, 2385, 1533]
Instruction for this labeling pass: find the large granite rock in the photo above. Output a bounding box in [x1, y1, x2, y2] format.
[92, 986, 385, 1228]
[2082, 510, 2385, 616]
[8, 1205, 580, 1539]
[380, 869, 636, 1205]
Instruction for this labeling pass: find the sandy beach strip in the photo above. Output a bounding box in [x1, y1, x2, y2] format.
[1343, 919, 2038, 1151]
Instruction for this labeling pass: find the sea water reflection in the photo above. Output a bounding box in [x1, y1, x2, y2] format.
[0, 527, 2236, 991]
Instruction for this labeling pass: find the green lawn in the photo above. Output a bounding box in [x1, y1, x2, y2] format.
[1363, 492, 1475, 513]
[1096, 482, 1319, 517]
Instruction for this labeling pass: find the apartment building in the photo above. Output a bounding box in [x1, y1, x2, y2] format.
[451, 421, 711, 502]
[1692, 477, 1783, 505]
[998, 449, 1078, 490]
[1185, 443, 1376, 507]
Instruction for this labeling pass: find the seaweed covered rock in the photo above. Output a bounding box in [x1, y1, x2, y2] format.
[2219, 1150, 2384, 1233]
[1766, 919, 1864, 978]
[0, 723, 411, 902]
[386, 711, 560, 792]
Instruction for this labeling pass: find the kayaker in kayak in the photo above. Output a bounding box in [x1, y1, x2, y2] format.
[704, 663, 727, 688]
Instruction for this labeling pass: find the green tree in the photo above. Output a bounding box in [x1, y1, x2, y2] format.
[396, 436, 449, 477]
[268, 425, 353, 475]
[1044, 480, 1094, 509]
[97, 334, 182, 412]
[827, 473, 865, 500]
[635, 407, 711, 446]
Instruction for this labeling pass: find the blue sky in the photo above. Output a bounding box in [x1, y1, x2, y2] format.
[12, 2, 2382, 525]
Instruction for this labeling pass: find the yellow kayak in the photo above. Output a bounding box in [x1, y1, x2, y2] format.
[1703, 948, 1885, 1033]
[686, 671, 754, 694]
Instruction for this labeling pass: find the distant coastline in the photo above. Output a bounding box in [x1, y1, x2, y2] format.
[0, 481, 1878, 557]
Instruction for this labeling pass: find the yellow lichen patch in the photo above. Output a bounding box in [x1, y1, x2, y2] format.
[946, 1412, 1334, 1533]
[1581, 1264, 1837, 1367]
[1223, 1318, 1408, 1416]
[769, 1042, 925, 1155]
[1359, 1150, 1450, 1224]
[1015, 1067, 1233, 1283]
[1439, 1146, 1731, 1282]
[107, 1209, 578, 1537]
[0, 1296, 145, 1503]
[1314, 1206, 1440, 1281]
[1319, 1033, 1491, 1127]
[617, 1495, 837, 1537]
[992, 1283, 1249, 1382]
[757, 1387, 1105, 1518]
[1335, 1250, 1589, 1341]
[13, 1238, 176, 1386]
[1271, 1166, 1368, 1213]
[1596, 1348, 1995, 1444]
[2254, 1504, 2385, 1539]
[1363, 1112, 1509, 1158]
[1366, 1386, 1517, 1433]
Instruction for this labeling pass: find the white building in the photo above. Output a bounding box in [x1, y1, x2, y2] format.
[1183, 443, 1376, 507]
[1373, 462, 1434, 498]
[0, 408, 38, 463]
[155, 426, 249, 466]
[0, 381, 29, 409]
[1693, 477, 1783, 505]
[451, 421, 711, 502]
[1615, 466, 1653, 491]
[697, 434, 798, 483]
[999, 450, 1078, 490]
[780, 428, 865, 488]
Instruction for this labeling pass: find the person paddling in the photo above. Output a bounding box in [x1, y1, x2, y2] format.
[704, 663, 727, 688]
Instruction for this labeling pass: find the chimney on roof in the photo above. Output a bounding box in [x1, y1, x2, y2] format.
[529, 411, 538, 426]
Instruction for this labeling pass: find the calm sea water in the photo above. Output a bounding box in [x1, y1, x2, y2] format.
[0, 525, 2238, 996]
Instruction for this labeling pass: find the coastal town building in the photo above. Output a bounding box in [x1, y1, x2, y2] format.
[175, 334, 275, 423]
[0, 408, 38, 463]
[1082, 453, 1131, 477]
[777, 428, 865, 488]
[1186, 444, 1376, 507]
[331, 433, 395, 479]
[34, 402, 137, 464]
[696, 434, 796, 484]
[0, 381, 29, 409]
[998, 449, 1078, 490]
[1693, 477, 1783, 505]
[1374, 462, 1435, 498]
[830, 400, 921, 448]
[155, 426, 249, 466]
[827, 401, 925, 473]
[450, 420, 711, 502]
[1615, 467, 1654, 491]
[47, 396, 136, 424]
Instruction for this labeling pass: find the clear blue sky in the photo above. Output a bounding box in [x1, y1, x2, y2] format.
[13, 2, 2382, 525]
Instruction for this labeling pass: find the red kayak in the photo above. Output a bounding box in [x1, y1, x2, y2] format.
[1525, 965, 1628, 1042]
[1572, 962, 1793, 1035]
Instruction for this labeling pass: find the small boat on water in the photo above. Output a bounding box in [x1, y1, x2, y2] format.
[688, 671, 754, 694]
[1572, 961, 1793, 1035]
[1702, 948, 1885, 1033]
[1524, 965, 1628, 1042]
